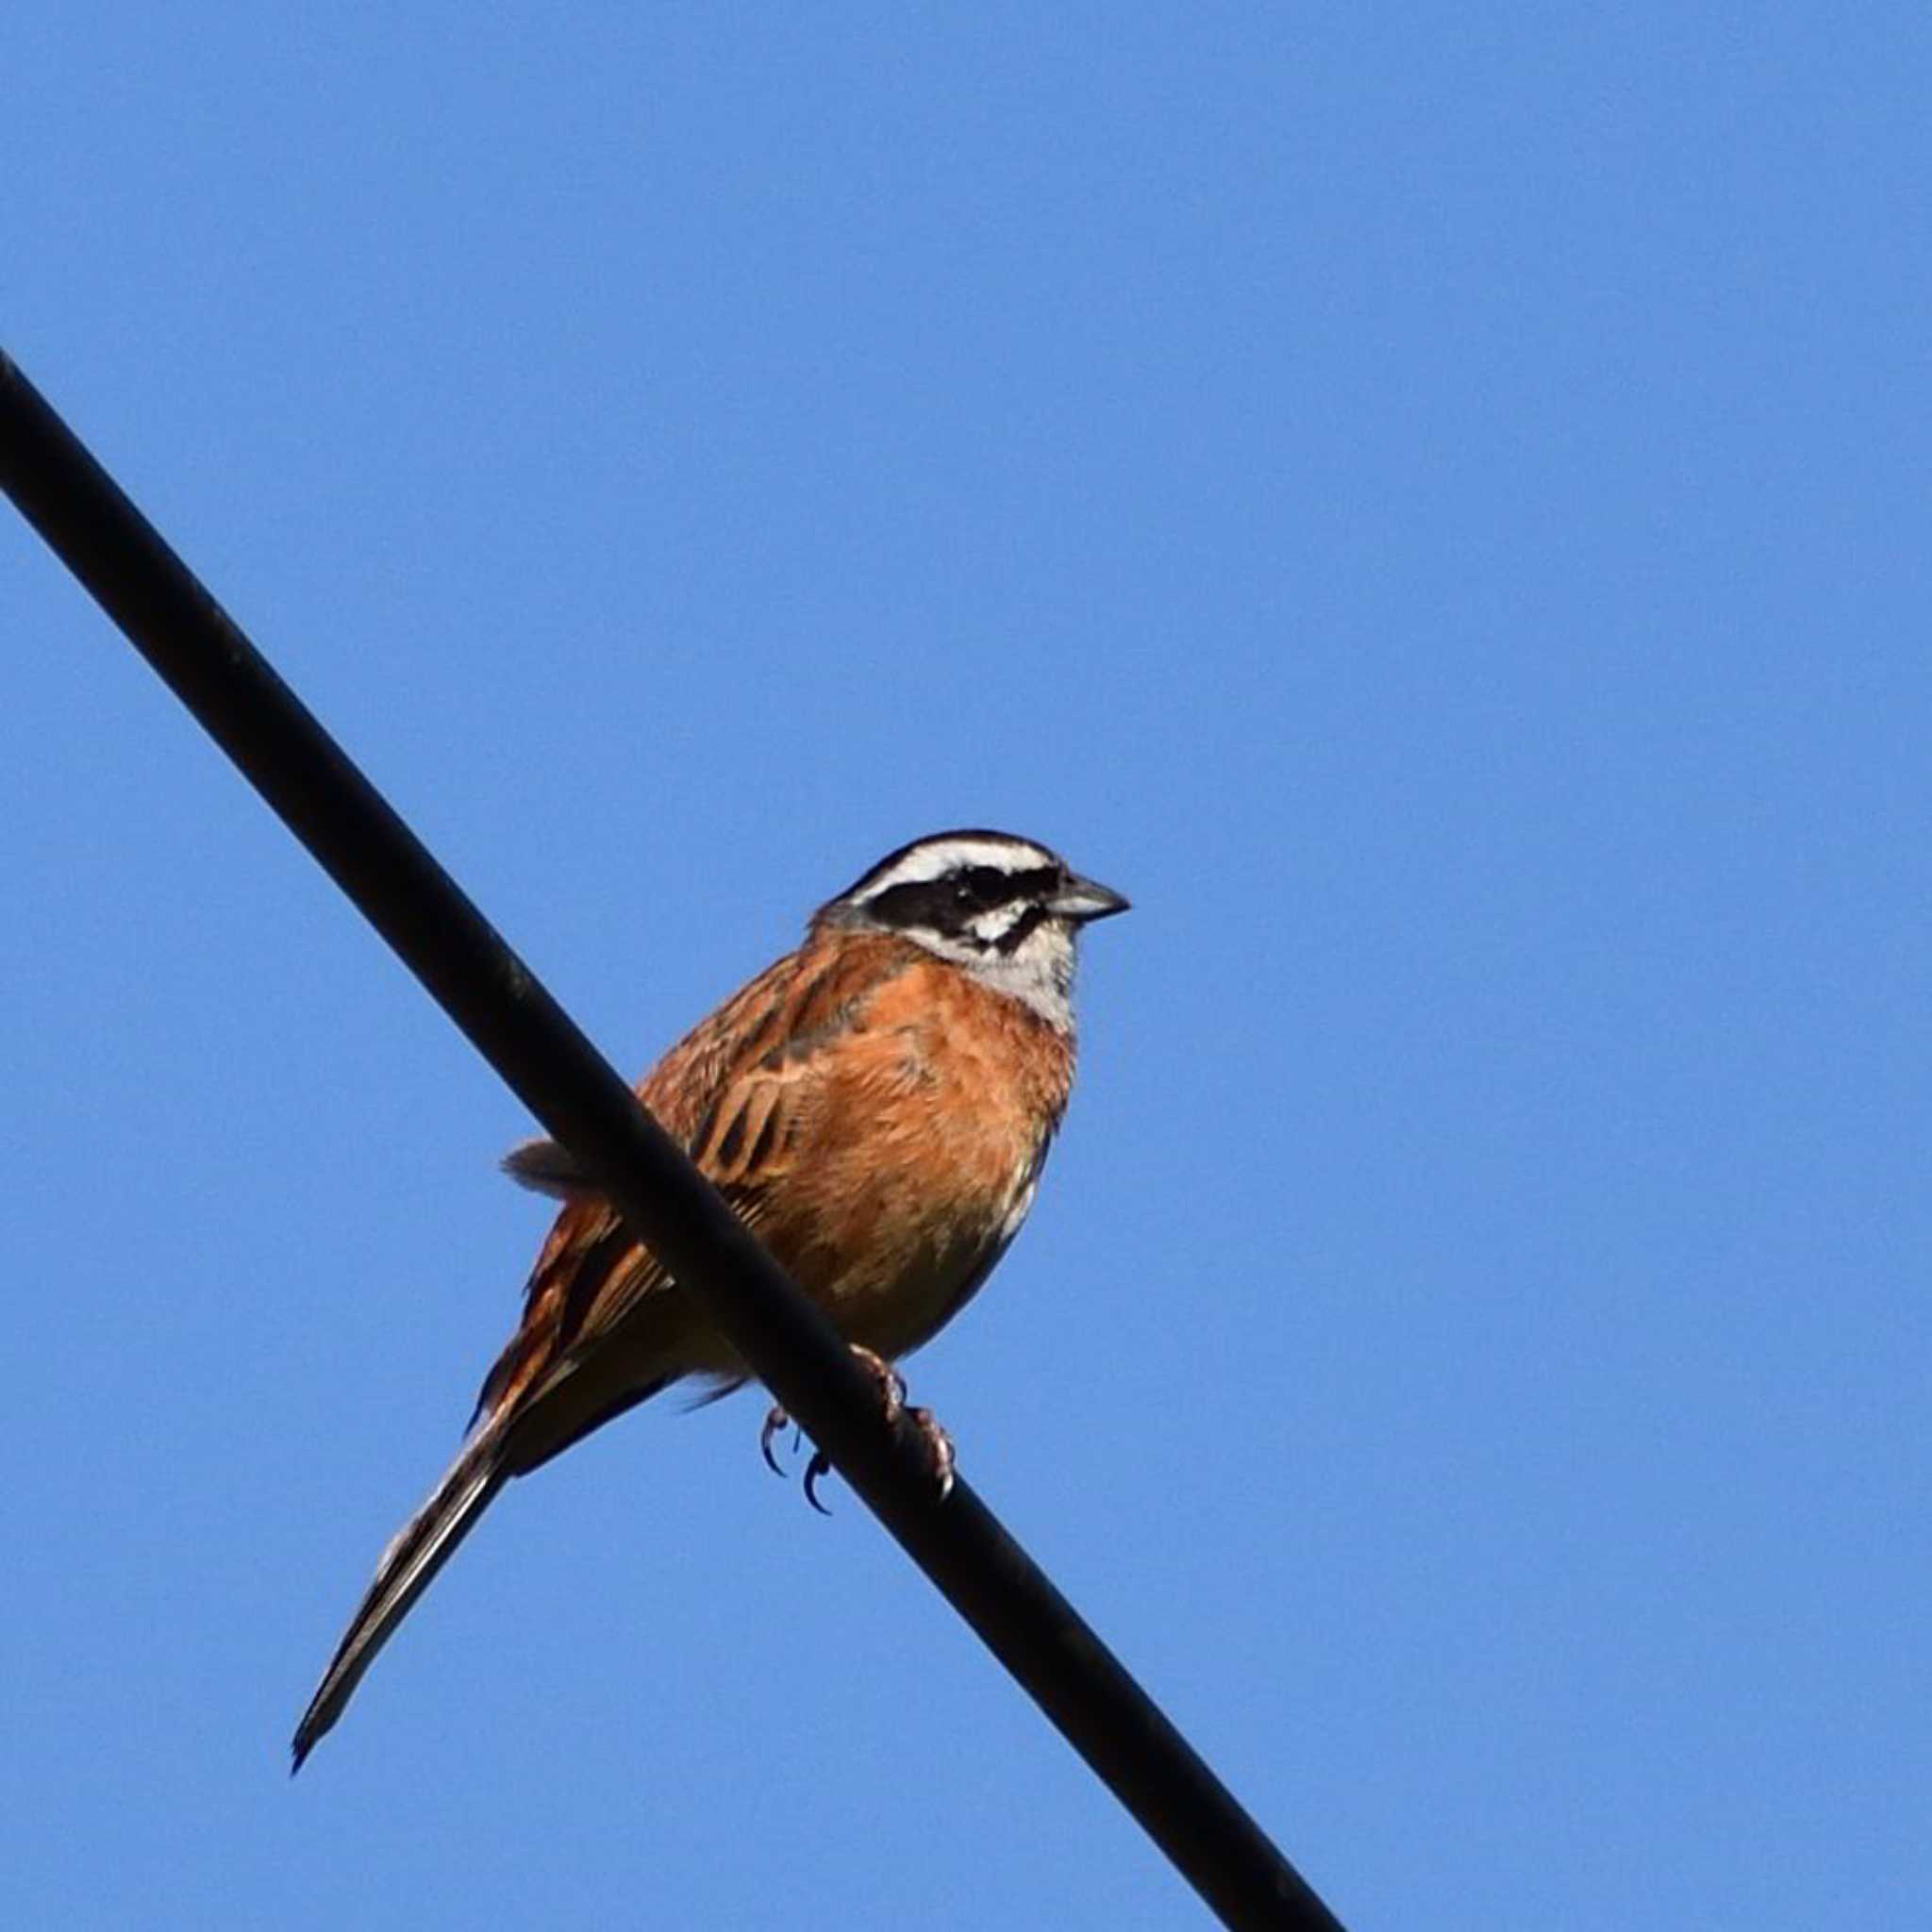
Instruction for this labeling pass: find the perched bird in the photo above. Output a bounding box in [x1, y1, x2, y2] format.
[292, 829, 1127, 1768]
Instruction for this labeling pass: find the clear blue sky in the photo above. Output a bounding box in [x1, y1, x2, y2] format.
[5, 8, 1925, 1926]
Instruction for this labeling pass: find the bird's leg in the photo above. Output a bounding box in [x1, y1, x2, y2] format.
[848, 1344, 908, 1419]
[759, 1346, 954, 1511]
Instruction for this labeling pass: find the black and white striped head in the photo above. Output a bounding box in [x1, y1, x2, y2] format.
[816, 830, 1128, 1029]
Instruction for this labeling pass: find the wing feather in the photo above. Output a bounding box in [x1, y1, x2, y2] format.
[472, 934, 915, 1437]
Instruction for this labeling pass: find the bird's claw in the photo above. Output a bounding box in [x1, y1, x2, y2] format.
[759, 1402, 797, 1477]
[803, 1447, 835, 1514]
[756, 1345, 954, 1511]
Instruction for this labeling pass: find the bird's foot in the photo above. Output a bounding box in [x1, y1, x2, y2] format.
[902, 1405, 957, 1500]
[758, 1346, 954, 1512]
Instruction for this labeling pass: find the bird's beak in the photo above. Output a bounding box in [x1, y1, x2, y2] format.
[1047, 873, 1131, 924]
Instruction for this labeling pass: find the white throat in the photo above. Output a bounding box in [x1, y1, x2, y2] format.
[906, 918, 1078, 1030]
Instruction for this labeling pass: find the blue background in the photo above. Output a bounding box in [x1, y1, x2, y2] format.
[5, 8, 1925, 1926]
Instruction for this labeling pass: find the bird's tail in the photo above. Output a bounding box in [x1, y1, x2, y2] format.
[291, 1424, 510, 1772]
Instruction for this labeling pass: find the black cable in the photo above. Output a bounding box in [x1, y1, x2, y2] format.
[1, 351, 1344, 1932]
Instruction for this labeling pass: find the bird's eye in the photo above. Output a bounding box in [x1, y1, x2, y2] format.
[952, 866, 1011, 911]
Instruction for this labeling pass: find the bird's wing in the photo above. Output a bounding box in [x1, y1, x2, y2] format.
[472, 933, 914, 1437]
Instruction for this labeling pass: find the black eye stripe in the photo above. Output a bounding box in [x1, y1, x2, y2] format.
[865, 880, 979, 930]
[863, 864, 1063, 939]
[974, 864, 1058, 904]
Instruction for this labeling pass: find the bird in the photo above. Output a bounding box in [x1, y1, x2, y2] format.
[291, 828, 1127, 1768]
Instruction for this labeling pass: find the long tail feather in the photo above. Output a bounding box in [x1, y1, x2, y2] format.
[291, 1427, 510, 1772]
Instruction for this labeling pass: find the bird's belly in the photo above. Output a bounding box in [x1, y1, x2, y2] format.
[827, 1228, 1003, 1361]
[766, 1143, 1045, 1363]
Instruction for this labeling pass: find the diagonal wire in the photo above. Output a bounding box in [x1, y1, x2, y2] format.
[1, 351, 1344, 1932]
